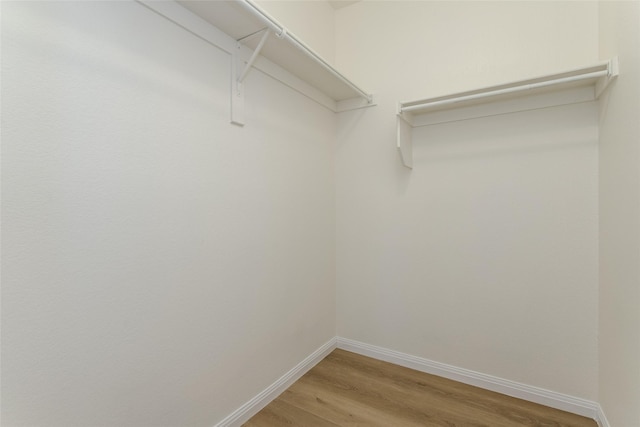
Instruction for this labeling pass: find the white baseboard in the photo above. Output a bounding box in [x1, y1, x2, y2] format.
[213, 336, 605, 426]
[336, 337, 600, 421]
[214, 337, 337, 427]
[596, 404, 611, 427]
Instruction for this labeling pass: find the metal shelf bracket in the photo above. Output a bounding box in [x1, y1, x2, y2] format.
[231, 28, 271, 126]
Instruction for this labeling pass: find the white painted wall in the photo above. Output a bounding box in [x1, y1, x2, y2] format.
[1, 1, 335, 426]
[4, 0, 639, 425]
[598, 1, 640, 425]
[255, 0, 336, 64]
[335, 1, 600, 400]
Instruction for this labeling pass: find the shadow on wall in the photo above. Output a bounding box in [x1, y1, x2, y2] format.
[410, 102, 598, 166]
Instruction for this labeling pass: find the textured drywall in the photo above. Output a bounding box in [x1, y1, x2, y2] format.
[1, 1, 335, 425]
[334, 0, 600, 400]
[598, 1, 640, 425]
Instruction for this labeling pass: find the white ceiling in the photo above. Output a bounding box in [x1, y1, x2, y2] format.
[327, 1, 361, 10]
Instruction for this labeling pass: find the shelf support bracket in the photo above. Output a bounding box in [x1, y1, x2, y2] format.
[238, 29, 271, 84]
[397, 111, 413, 169]
[231, 46, 245, 126]
[596, 56, 619, 99]
[231, 29, 271, 126]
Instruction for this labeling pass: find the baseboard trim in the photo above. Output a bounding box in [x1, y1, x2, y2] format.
[595, 404, 611, 427]
[214, 337, 337, 427]
[214, 336, 604, 425]
[336, 337, 600, 421]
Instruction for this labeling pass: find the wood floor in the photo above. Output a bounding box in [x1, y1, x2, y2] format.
[244, 349, 597, 427]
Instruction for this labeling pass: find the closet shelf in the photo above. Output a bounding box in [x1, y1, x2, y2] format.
[137, 0, 374, 124]
[397, 58, 619, 168]
[177, 0, 374, 113]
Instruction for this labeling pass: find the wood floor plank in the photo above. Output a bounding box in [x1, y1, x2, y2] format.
[300, 359, 500, 426]
[321, 350, 591, 427]
[244, 399, 340, 427]
[279, 378, 429, 426]
[244, 349, 597, 427]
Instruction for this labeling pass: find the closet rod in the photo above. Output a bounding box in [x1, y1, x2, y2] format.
[237, 0, 373, 103]
[401, 69, 608, 113]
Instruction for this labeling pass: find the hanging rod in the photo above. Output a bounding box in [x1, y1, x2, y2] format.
[236, 0, 373, 104]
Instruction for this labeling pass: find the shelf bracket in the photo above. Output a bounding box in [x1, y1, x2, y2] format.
[238, 29, 271, 84]
[595, 56, 619, 99]
[231, 47, 245, 126]
[397, 111, 413, 169]
[231, 29, 271, 126]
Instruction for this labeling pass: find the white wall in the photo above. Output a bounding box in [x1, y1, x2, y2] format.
[335, 1, 600, 400]
[1, 1, 336, 426]
[598, 1, 640, 425]
[4, 0, 638, 425]
[255, 0, 336, 64]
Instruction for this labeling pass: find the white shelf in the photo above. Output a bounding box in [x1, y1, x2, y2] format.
[137, 0, 374, 124]
[180, 0, 372, 102]
[396, 58, 619, 169]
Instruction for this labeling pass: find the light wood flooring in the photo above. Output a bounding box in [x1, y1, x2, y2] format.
[244, 349, 597, 427]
